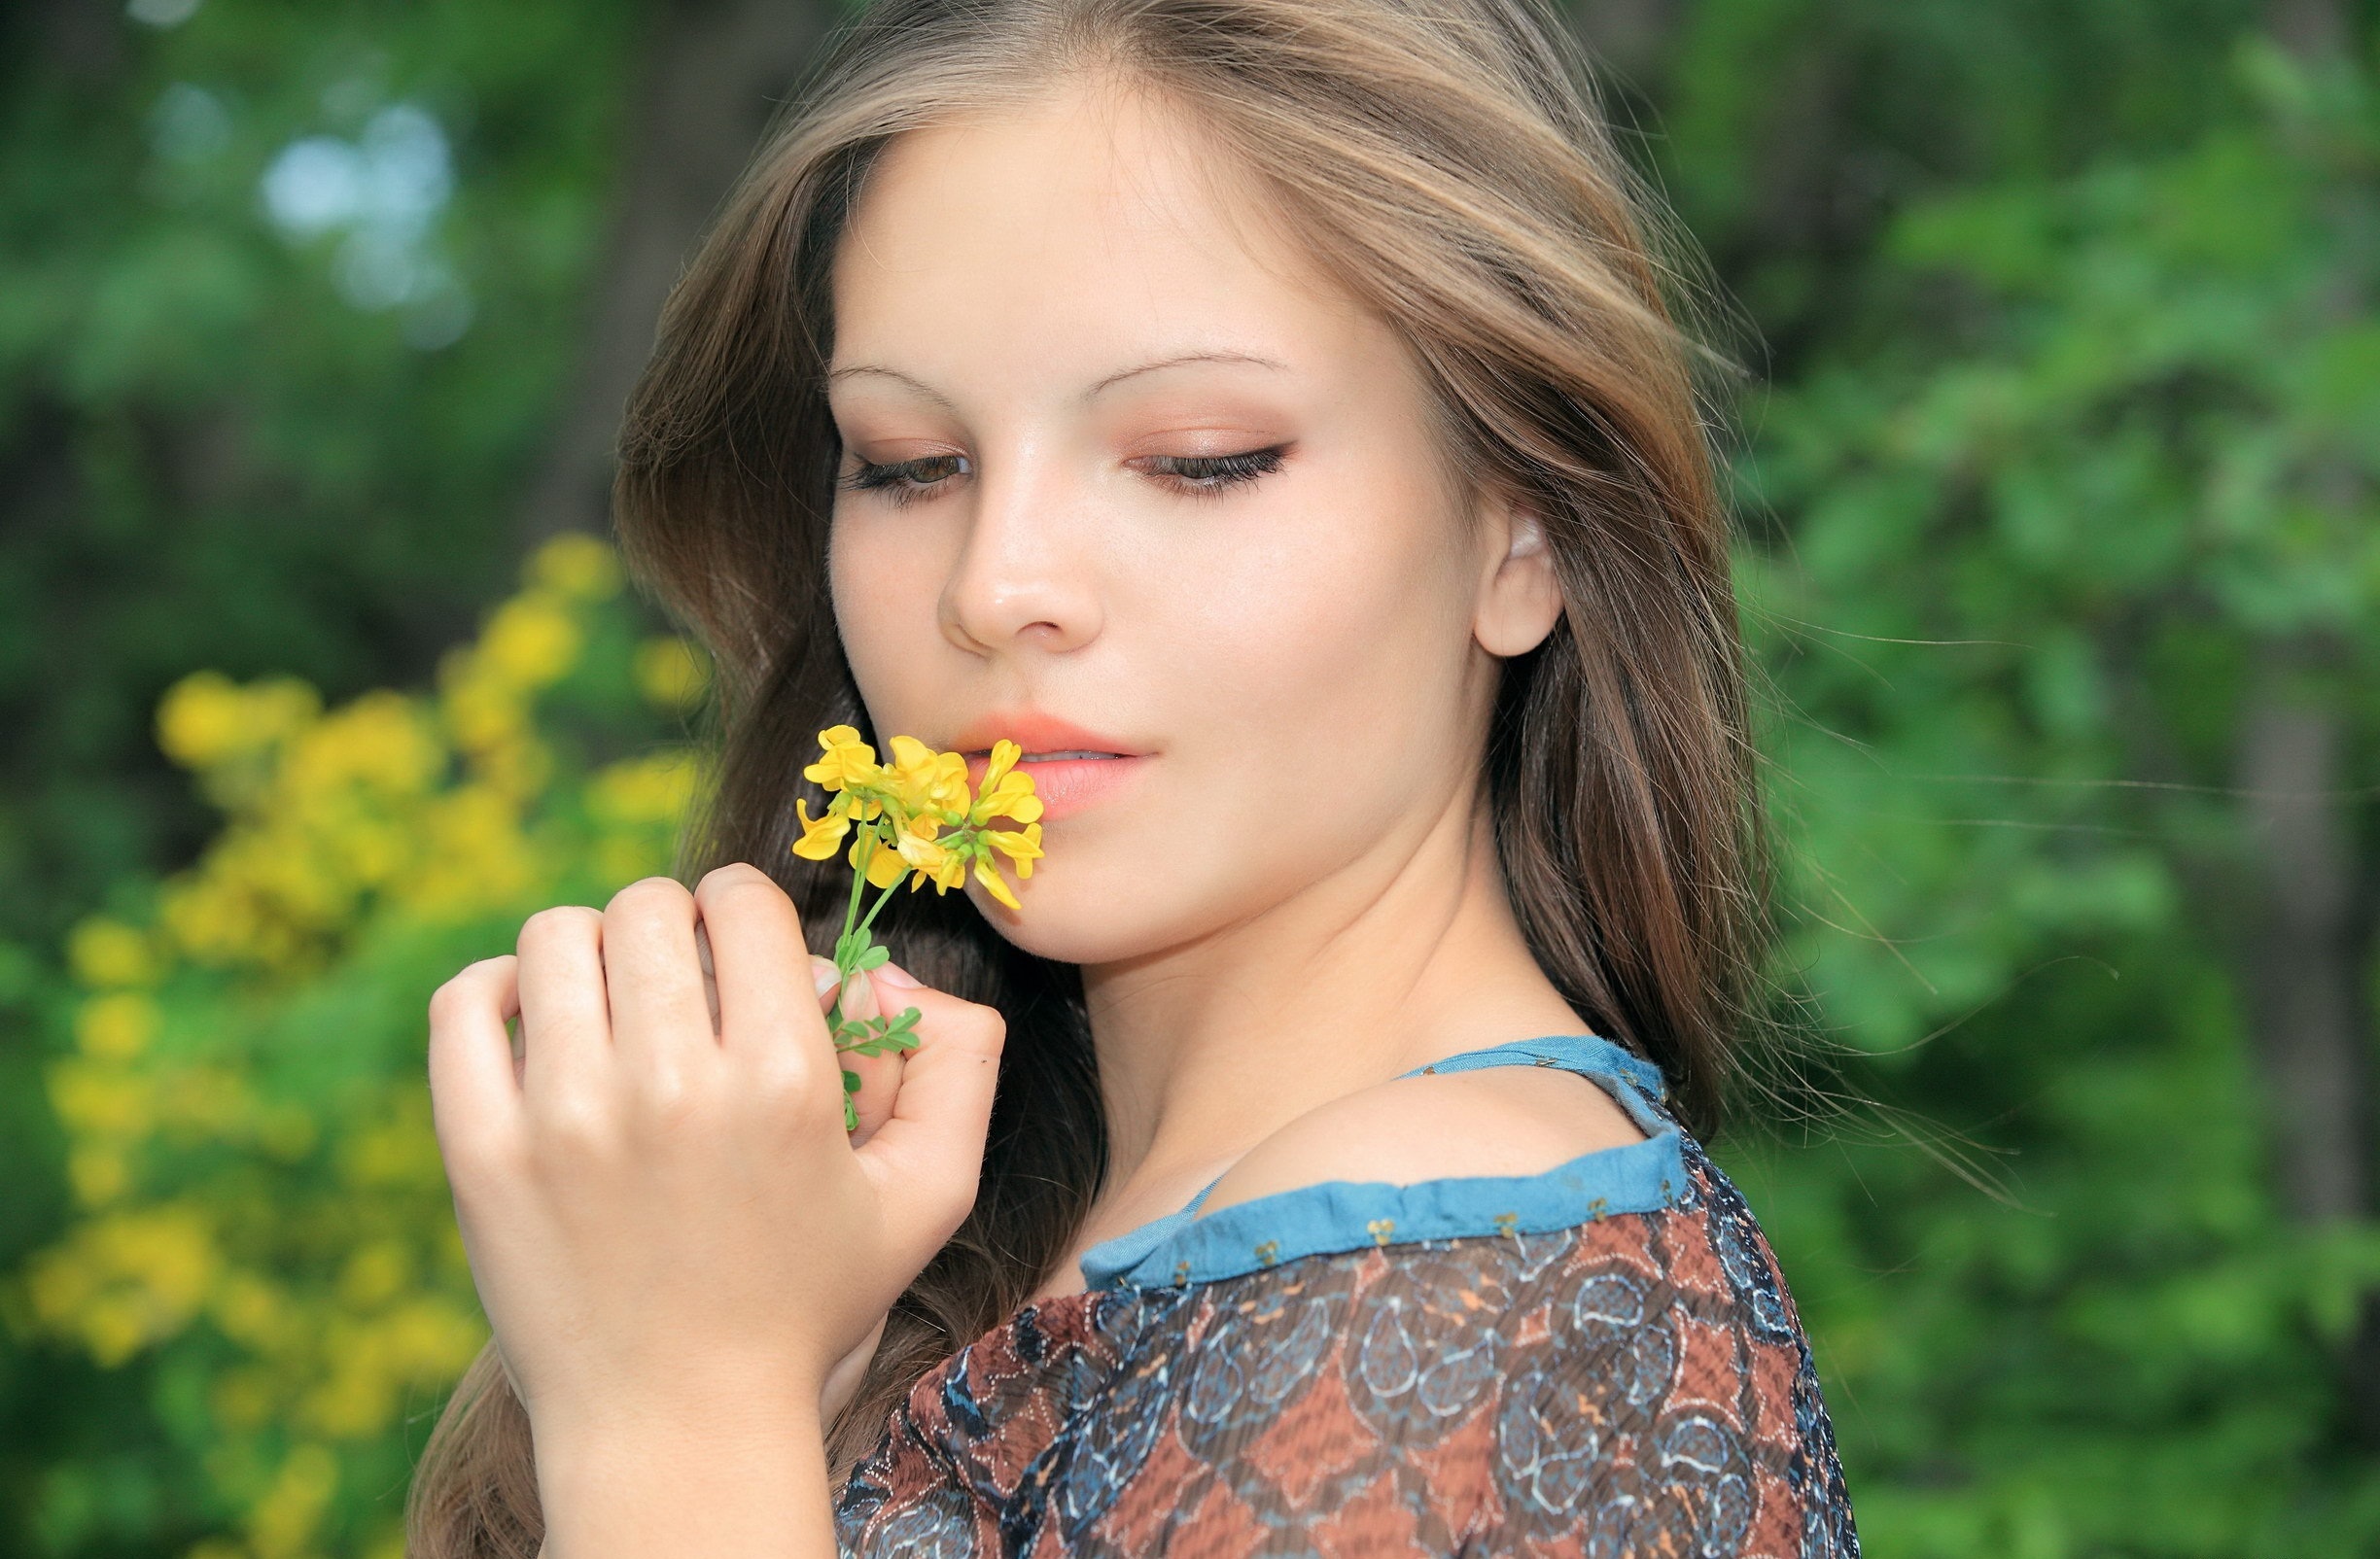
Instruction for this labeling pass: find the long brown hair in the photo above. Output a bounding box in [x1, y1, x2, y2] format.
[406, 0, 1761, 1546]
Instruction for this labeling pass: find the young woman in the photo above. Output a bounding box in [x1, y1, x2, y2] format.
[409, 0, 1859, 1553]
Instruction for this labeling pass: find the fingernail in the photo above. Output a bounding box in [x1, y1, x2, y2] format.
[874, 960, 922, 988]
[811, 956, 840, 996]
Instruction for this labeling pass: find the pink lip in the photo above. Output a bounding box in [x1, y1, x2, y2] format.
[962, 751, 1149, 823]
[948, 707, 1152, 825]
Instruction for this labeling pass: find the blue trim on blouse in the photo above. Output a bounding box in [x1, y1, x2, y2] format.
[1076, 1032, 1685, 1291]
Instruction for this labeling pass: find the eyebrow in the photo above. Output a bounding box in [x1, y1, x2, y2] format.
[1083, 351, 1290, 398]
[825, 351, 1289, 409]
[823, 364, 958, 411]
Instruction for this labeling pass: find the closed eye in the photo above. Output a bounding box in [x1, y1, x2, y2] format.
[1133, 445, 1287, 497]
[838, 444, 1288, 505]
[839, 452, 970, 506]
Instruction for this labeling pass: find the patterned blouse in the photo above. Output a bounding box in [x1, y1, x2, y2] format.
[834, 1034, 1860, 1556]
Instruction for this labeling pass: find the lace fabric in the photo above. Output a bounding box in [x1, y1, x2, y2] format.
[833, 1124, 1860, 1556]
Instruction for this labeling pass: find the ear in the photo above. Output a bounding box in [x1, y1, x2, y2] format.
[1473, 488, 1563, 658]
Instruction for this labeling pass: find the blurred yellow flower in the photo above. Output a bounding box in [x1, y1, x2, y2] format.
[76, 991, 161, 1058]
[476, 596, 581, 689]
[157, 671, 320, 770]
[527, 532, 623, 601]
[68, 917, 160, 988]
[633, 635, 710, 710]
[29, 536, 713, 1556]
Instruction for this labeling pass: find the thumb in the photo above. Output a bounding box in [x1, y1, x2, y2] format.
[853, 962, 1005, 1250]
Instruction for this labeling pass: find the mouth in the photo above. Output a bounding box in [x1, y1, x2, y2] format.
[960, 746, 1148, 824]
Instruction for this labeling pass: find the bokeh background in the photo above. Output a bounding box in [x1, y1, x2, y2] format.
[2, 0, 2376, 1553]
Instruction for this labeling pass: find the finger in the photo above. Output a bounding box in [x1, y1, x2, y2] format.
[694, 863, 827, 1071]
[514, 906, 611, 1110]
[601, 876, 713, 1079]
[427, 955, 524, 1174]
[854, 968, 1005, 1252]
[698, 922, 724, 1033]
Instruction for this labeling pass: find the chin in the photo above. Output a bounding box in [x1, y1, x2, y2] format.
[964, 881, 1171, 968]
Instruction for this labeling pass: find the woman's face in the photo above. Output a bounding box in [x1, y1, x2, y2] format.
[825, 79, 1555, 965]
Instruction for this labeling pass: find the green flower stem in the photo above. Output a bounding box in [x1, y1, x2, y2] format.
[826, 824, 932, 1133]
[856, 873, 904, 938]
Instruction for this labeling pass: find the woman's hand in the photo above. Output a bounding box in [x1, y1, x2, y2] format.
[424, 862, 1005, 1449]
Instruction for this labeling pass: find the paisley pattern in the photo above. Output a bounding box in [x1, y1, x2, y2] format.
[835, 1128, 1859, 1556]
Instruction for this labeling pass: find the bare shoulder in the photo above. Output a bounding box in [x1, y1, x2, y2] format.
[1195, 1061, 1653, 1219]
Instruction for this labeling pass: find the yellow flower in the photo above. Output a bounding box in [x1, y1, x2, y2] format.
[971, 770, 1044, 825]
[972, 857, 1022, 911]
[851, 828, 907, 889]
[884, 735, 971, 817]
[891, 827, 968, 894]
[894, 827, 952, 884]
[792, 797, 852, 860]
[964, 741, 1043, 825]
[986, 822, 1045, 879]
[803, 726, 880, 792]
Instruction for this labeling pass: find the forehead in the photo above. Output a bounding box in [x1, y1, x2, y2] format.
[828, 79, 1371, 385]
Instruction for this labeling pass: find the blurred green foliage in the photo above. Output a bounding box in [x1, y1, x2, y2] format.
[1716, 36, 2380, 1554]
[1, 1, 2375, 1555]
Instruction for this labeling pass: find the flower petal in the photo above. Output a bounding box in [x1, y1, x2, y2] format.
[973, 857, 1021, 910]
[791, 798, 851, 859]
[864, 839, 908, 888]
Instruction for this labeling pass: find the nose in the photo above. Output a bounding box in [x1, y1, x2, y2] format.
[939, 441, 1102, 658]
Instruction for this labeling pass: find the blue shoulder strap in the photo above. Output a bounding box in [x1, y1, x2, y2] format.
[1166, 1032, 1667, 1217]
[1391, 1031, 1670, 1101]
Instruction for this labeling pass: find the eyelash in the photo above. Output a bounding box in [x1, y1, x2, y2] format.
[836, 445, 1288, 506]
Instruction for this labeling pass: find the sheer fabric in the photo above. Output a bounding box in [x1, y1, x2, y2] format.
[834, 1037, 1859, 1556]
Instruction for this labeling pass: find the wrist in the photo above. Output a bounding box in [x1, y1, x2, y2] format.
[533, 1405, 835, 1559]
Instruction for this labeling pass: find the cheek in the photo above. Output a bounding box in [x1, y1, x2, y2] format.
[1166, 478, 1472, 773]
[828, 512, 948, 714]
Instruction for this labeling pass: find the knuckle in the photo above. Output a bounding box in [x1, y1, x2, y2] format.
[954, 1004, 1007, 1055]
[532, 1090, 616, 1160]
[626, 1064, 705, 1130]
[518, 905, 598, 950]
[427, 958, 502, 1026]
[608, 876, 691, 918]
[426, 977, 467, 1028]
[754, 1051, 835, 1121]
[695, 861, 777, 900]
[437, 1121, 522, 1188]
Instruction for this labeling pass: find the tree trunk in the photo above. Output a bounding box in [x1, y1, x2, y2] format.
[2235, 658, 2372, 1227]
[521, 0, 837, 543]
[2237, 0, 2380, 1445]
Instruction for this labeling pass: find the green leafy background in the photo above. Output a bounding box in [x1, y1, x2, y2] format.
[1, 1, 2374, 1554]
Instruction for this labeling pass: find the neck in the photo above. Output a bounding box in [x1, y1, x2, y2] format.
[1078, 783, 1591, 1195]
